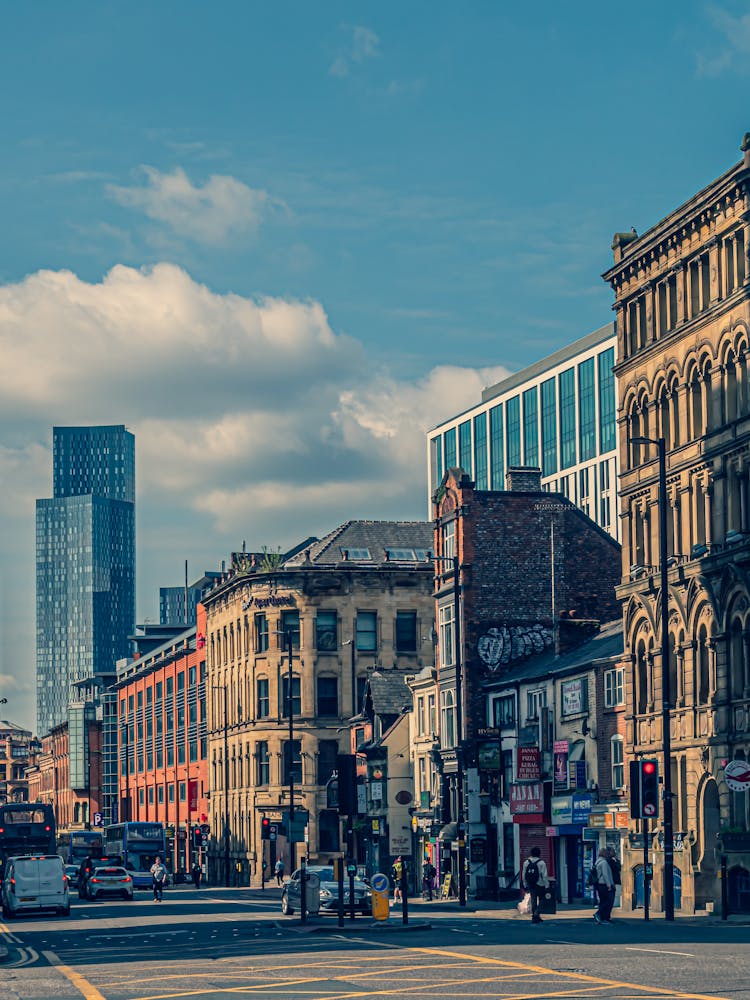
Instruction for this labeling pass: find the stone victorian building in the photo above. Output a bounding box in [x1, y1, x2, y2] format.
[603, 135, 750, 913]
[201, 521, 434, 883]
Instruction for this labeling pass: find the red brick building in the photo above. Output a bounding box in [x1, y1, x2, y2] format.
[115, 605, 209, 873]
[0, 721, 37, 805]
[26, 721, 103, 829]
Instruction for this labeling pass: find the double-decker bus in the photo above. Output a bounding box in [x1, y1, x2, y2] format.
[104, 822, 166, 889]
[57, 829, 105, 866]
[0, 802, 56, 877]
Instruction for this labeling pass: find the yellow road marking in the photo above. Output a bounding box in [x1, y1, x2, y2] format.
[42, 950, 108, 1000]
[407, 948, 730, 1000]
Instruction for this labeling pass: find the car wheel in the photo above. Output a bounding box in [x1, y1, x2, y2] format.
[281, 894, 294, 916]
[60, 906, 71, 917]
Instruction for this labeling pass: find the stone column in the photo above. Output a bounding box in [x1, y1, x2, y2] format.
[744, 631, 750, 697]
[674, 266, 686, 325]
[709, 237, 721, 305]
[744, 220, 750, 286]
[646, 284, 656, 343]
[704, 478, 714, 548]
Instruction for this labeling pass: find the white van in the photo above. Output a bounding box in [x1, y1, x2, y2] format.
[1, 855, 70, 918]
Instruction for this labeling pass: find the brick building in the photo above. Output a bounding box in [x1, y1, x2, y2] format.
[432, 466, 621, 898]
[26, 719, 102, 829]
[0, 721, 38, 804]
[114, 606, 209, 874]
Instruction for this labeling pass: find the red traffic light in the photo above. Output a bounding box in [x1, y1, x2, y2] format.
[642, 761, 657, 775]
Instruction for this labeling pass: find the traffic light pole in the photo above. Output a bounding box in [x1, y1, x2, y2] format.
[657, 438, 674, 922]
[643, 817, 650, 922]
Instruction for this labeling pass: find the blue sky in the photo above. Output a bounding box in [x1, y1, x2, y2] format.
[1, 1, 749, 729]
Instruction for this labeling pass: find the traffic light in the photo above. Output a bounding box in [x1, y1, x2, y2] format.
[630, 758, 660, 819]
[261, 816, 270, 840]
[336, 754, 358, 816]
[193, 826, 202, 849]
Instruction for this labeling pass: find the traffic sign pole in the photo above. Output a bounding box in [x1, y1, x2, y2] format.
[643, 817, 650, 922]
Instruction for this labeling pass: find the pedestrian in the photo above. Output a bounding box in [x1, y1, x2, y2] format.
[274, 858, 285, 886]
[191, 861, 202, 889]
[521, 847, 549, 924]
[592, 848, 615, 924]
[392, 857, 404, 903]
[150, 855, 167, 902]
[606, 847, 621, 908]
[422, 859, 436, 901]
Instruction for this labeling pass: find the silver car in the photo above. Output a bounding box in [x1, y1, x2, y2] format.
[281, 866, 372, 916]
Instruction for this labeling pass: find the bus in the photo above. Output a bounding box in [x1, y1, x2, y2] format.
[0, 802, 56, 877]
[57, 829, 105, 866]
[104, 822, 166, 889]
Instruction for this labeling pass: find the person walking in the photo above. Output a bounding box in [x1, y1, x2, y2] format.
[592, 848, 615, 924]
[392, 857, 404, 903]
[521, 847, 549, 924]
[191, 861, 202, 889]
[422, 859, 436, 901]
[274, 858, 285, 886]
[150, 856, 167, 902]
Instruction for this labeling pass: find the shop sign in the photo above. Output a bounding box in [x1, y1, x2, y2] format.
[510, 782, 543, 814]
[614, 812, 629, 829]
[477, 739, 501, 771]
[519, 725, 540, 747]
[588, 813, 613, 829]
[370, 782, 383, 801]
[551, 793, 593, 826]
[546, 826, 559, 838]
[561, 677, 588, 716]
[470, 837, 486, 862]
[389, 830, 412, 855]
[517, 747, 541, 781]
[553, 740, 569, 792]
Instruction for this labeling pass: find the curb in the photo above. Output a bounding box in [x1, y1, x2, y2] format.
[272, 919, 432, 935]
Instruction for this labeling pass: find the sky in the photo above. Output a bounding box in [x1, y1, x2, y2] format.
[1, 1, 749, 732]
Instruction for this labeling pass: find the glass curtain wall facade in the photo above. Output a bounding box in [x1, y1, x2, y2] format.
[427, 325, 619, 540]
[36, 426, 135, 737]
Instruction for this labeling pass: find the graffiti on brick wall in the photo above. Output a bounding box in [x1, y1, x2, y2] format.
[477, 624, 553, 673]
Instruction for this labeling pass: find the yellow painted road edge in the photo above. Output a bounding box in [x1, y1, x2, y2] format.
[408, 946, 730, 1000]
[42, 950, 108, 1000]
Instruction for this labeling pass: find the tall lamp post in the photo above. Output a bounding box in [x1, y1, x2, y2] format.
[211, 685, 230, 888]
[631, 435, 674, 921]
[431, 552, 466, 907]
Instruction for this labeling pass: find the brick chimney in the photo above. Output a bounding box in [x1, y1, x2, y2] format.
[505, 466, 542, 492]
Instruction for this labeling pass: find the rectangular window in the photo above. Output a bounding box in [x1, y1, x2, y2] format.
[489, 404, 504, 490]
[316, 611, 338, 652]
[396, 611, 417, 653]
[492, 695, 515, 728]
[439, 603, 454, 668]
[189, 741, 197, 763]
[256, 742, 269, 786]
[177, 673, 185, 694]
[431, 434, 443, 489]
[541, 377, 558, 477]
[283, 740, 302, 784]
[155, 681, 163, 701]
[317, 676, 338, 716]
[317, 740, 338, 784]
[578, 358, 596, 461]
[281, 610, 300, 650]
[458, 420, 472, 476]
[522, 387, 539, 467]
[428, 694, 436, 735]
[417, 696, 425, 735]
[502, 751, 514, 801]
[282, 675, 301, 716]
[256, 677, 270, 719]
[611, 736, 624, 790]
[255, 613, 269, 652]
[473, 412, 488, 490]
[166, 677, 173, 699]
[189, 665, 197, 686]
[356, 611, 377, 652]
[506, 396, 521, 468]
[444, 426, 457, 469]
[604, 667, 625, 708]
[526, 688, 546, 721]
[179, 781, 186, 801]
[560, 368, 577, 469]
[598, 348, 616, 453]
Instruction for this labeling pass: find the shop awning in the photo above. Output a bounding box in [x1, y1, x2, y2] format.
[569, 740, 586, 762]
[439, 822, 458, 841]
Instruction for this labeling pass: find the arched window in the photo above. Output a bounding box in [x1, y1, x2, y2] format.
[689, 369, 702, 439]
[667, 632, 678, 709]
[725, 352, 738, 422]
[628, 403, 642, 468]
[730, 618, 745, 699]
[697, 626, 710, 704]
[636, 639, 648, 714]
[658, 385, 671, 450]
[669, 378, 680, 448]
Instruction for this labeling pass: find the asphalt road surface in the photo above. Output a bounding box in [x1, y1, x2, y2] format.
[2, 888, 748, 1000]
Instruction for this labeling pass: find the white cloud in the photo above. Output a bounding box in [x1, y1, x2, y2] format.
[330, 25, 381, 77]
[107, 166, 279, 244]
[697, 6, 750, 76]
[0, 263, 510, 730]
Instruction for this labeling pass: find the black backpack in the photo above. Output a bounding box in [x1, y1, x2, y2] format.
[608, 857, 622, 886]
[524, 859, 540, 889]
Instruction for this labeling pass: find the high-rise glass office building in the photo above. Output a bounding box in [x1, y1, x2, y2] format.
[36, 425, 135, 737]
[427, 324, 620, 540]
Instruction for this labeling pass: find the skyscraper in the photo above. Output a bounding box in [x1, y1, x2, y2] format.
[36, 425, 135, 737]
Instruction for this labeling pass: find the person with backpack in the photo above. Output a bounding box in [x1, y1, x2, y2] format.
[391, 857, 404, 903]
[422, 860, 437, 900]
[521, 847, 549, 924]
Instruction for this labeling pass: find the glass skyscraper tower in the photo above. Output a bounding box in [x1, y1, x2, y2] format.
[36, 425, 135, 736]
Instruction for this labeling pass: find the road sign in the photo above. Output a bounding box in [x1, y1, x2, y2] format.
[269, 824, 278, 842]
[724, 759, 750, 792]
[371, 872, 389, 893]
[93, 812, 103, 827]
[643, 802, 656, 816]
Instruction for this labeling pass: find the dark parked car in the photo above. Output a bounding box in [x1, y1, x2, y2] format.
[64, 864, 79, 889]
[281, 866, 372, 916]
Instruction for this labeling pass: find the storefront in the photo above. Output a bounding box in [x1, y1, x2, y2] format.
[511, 781, 554, 883]
[550, 792, 593, 902]
[586, 807, 629, 906]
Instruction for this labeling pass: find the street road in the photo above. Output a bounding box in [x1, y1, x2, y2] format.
[2, 888, 748, 1000]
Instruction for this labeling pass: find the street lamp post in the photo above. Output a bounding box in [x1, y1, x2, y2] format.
[211, 685, 231, 888]
[631, 435, 674, 921]
[431, 552, 466, 908]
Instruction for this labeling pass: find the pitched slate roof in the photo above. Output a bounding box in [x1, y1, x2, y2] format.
[284, 520, 433, 568]
[366, 669, 413, 717]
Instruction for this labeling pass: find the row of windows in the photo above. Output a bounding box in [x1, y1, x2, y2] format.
[211, 609, 420, 661]
[210, 739, 339, 788]
[119, 665, 205, 716]
[431, 347, 616, 491]
[487, 668, 624, 731]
